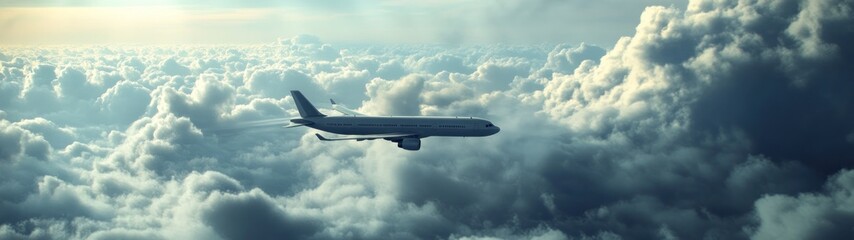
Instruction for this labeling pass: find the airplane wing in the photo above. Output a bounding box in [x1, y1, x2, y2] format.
[315, 133, 417, 141]
[330, 99, 365, 116]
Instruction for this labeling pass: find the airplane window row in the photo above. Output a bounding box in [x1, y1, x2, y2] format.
[330, 123, 458, 128]
[353, 124, 432, 127]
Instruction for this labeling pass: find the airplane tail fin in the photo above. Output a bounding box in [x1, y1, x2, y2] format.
[290, 91, 326, 118]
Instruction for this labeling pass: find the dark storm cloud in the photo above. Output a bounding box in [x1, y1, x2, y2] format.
[1, 0, 853, 239]
[534, 0, 854, 238]
[681, 0, 854, 175]
[201, 189, 321, 240]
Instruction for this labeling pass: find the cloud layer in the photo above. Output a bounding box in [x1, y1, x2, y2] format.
[2, 0, 854, 239]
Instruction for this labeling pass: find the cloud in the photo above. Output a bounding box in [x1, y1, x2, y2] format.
[18, 64, 61, 113]
[159, 58, 191, 76]
[278, 35, 341, 61]
[98, 80, 152, 125]
[53, 66, 101, 100]
[410, 54, 474, 74]
[0, 119, 51, 162]
[202, 189, 321, 239]
[15, 176, 115, 222]
[375, 60, 406, 80]
[451, 226, 569, 240]
[539, 43, 607, 77]
[0, 0, 853, 239]
[470, 58, 532, 92]
[13, 118, 76, 149]
[86, 229, 164, 240]
[245, 68, 324, 100]
[751, 169, 854, 240]
[0, 76, 21, 109]
[360, 74, 425, 115]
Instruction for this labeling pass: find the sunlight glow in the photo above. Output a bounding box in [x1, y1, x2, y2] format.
[0, 1, 688, 45]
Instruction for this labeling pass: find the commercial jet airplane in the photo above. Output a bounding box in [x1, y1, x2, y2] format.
[287, 91, 500, 150]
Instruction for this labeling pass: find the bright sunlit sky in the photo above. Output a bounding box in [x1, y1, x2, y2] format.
[0, 0, 687, 45]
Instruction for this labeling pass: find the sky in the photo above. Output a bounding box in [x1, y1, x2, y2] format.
[2, 0, 854, 240]
[0, 0, 686, 45]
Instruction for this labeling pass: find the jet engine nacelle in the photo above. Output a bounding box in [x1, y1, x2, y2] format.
[397, 138, 421, 151]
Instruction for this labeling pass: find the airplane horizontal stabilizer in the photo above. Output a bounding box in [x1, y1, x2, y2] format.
[330, 99, 365, 116]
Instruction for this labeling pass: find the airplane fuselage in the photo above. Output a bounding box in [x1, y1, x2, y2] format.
[288, 90, 499, 150]
[297, 116, 500, 138]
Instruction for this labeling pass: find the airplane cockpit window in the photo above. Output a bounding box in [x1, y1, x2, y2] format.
[485, 124, 494, 127]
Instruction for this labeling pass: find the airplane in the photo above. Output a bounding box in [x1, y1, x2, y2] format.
[287, 90, 500, 150]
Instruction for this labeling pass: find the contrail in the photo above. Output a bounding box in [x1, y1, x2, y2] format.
[207, 118, 291, 136]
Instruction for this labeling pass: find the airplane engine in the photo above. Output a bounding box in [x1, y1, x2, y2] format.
[397, 138, 421, 151]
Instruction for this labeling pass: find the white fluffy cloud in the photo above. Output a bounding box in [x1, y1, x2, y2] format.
[752, 169, 854, 240]
[1, 0, 853, 239]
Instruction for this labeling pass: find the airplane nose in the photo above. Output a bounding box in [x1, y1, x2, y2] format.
[492, 126, 501, 135]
